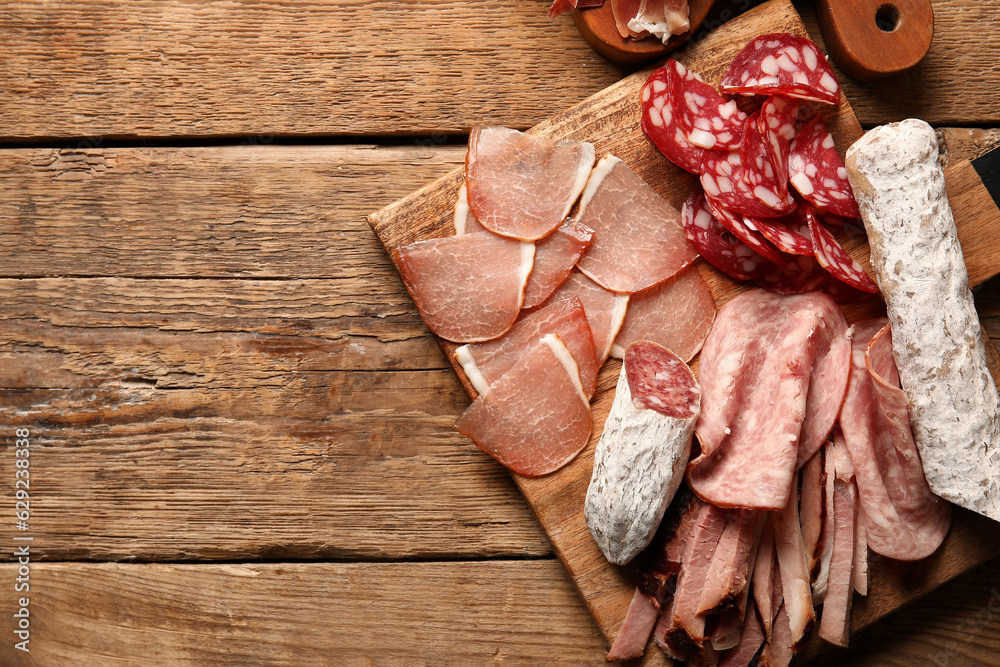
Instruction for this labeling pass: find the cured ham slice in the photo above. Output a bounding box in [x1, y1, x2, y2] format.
[586, 342, 700, 564]
[454, 334, 591, 476]
[812, 439, 836, 603]
[799, 448, 824, 572]
[628, 0, 690, 43]
[610, 265, 715, 362]
[547, 0, 603, 18]
[544, 270, 629, 364]
[772, 482, 815, 646]
[612, 0, 646, 38]
[796, 301, 851, 466]
[853, 521, 869, 596]
[521, 218, 594, 309]
[607, 586, 662, 661]
[465, 127, 595, 241]
[698, 509, 758, 615]
[719, 598, 765, 667]
[759, 602, 795, 667]
[751, 519, 776, 640]
[817, 444, 858, 647]
[455, 296, 599, 399]
[688, 290, 847, 510]
[838, 319, 951, 560]
[576, 155, 698, 293]
[452, 184, 485, 235]
[396, 232, 534, 343]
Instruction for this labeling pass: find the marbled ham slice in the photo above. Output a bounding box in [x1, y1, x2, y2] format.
[396, 233, 534, 343]
[452, 184, 485, 235]
[838, 319, 952, 560]
[720, 33, 841, 105]
[610, 264, 716, 362]
[465, 127, 595, 240]
[796, 300, 851, 466]
[454, 334, 591, 476]
[628, 0, 690, 43]
[454, 297, 598, 398]
[752, 208, 813, 256]
[544, 270, 629, 364]
[738, 99, 797, 214]
[688, 290, 846, 510]
[772, 481, 815, 646]
[521, 218, 594, 309]
[576, 155, 698, 293]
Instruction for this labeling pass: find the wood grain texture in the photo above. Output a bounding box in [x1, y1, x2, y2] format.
[0, 0, 996, 141]
[0, 561, 606, 666]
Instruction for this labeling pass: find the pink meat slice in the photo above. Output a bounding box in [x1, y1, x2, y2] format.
[817, 475, 857, 647]
[719, 598, 766, 667]
[759, 602, 795, 667]
[576, 155, 698, 293]
[772, 481, 815, 646]
[452, 184, 486, 235]
[796, 299, 851, 466]
[628, 0, 691, 43]
[799, 447, 824, 572]
[853, 521, 869, 596]
[521, 218, 595, 309]
[606, 586, 661, 661]
[396, 232, 533, 343]
[752, 519, 776, 640]
[837, 319, 952, 560]
[698, 508, 759, 615]
[548, 0, 604, 18]
[688, 290, 846, 510]
[720, 33, 841, 105]
[812, 439, 837, 603]
[465, 127, 595, 241]
[611, 264, 716, 362]
[454, 334, 591, 476]
[454, 296, 599, 399]
[612, 0, 647, 38]
[544, 269, 629, 364]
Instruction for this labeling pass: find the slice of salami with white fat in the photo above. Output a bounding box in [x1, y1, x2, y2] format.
[755, 253, 827, 294]
[720, 33, 841, 105]
[789, 115, 862, 218]
[808, 211, 879, 293]
[641, 66, 714, 174]
[669, 59, 747, 150]
[705, 194, 786, 265]
[739, 98, 798, 214]
[682, 186, 771, 281]
[585, 341, 700, 565]
[521, 218, 595, 309]
[752, 209, 813, 256]
[701, 148, 792, 219]
[455, 333, 592, 477]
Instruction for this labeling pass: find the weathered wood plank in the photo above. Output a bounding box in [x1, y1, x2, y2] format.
[0, 561, 606, 665]
[0, 0, 996, 141]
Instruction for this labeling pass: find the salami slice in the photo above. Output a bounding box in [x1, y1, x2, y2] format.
[755, 253, 827, 294]
[669, 60, 748, 150]
[641, 66, 713, 175]
[752, 210, 813, 256]
[700, 148, 791, 219]
[625, 341, 701, 419]
[704, 194, 786, 265]
[720, 33, 841, 105]
[821, 273, 874, 304]
[739, 100, 797, 213]
[808, 211, 879, 293]
[789, 115, 862, 218]
[682, 186, 770, 281]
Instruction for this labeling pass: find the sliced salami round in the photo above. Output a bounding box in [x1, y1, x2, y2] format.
[641, 66, 713, 175]
[755, 253, 827, 294]
[669, 59, 748, 150]
[752, 209, 813, 256]
[788, 115, 862, 218]
[682, 186, 771, 281]
[704, 193, 786, 265]
[720, 33, 841, 105]
[700, 148, 791, 219]
[808, 209, 879, 293]
[624, 340, 701, 420]
[739, 101, 797, 213]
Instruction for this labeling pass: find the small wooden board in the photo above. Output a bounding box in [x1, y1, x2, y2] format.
[368, 0, 1000, 662]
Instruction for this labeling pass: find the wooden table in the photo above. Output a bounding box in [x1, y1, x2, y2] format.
[1, 1, 999, 664]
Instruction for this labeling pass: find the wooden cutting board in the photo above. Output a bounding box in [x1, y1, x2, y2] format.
[368, 0, 1000, 662]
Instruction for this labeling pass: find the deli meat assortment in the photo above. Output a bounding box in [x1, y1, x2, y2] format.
[383, 25, 1000, 667]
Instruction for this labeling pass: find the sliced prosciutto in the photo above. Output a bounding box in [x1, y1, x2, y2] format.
[454, 334, 591, 476]
[396, 233, 534, 343]
[788, 115, 862, 218]
[521, 218, 594, 309]
[610, 264, 716, 362]
[543, 270, 629, 364]
[612, 0, 646, 38]
[687, 290, 847, 510]
[452, 184, 485, 235]
[465, 127, 595, 241]
[454, 297, 599, 399]
[838, 319, 951, 560]
[720, 33, 841, 105]
[628, 0, 690, 43]
[547, 0, 603, 18]
[576, 155, 698, 293]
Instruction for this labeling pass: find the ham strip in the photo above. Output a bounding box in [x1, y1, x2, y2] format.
[752, 519, 776, 640]
[610, 264, 716, 362]
[772, 481, 815, 646]
[396, 232, 533, 343]
[838, 319, 951, 560]
[688, 290, 847, 510]
[576, 155, 698, 294]
[759, 602, 794, 667]
[454, 334, 591, 476]
[455, 296, 598, 398]
[817, 474, 857, 647]
[521, 219, 595, 309]
[466, 127, 595, 241]
[698, 509, 758, 615]
[799, 447, 824, 572]
[607, 586, 662, 661]
[719, 598, 765, 667]
[853, 522, 869, 597]
[812, 439, 837, 603]
[543, 269, 629, 364]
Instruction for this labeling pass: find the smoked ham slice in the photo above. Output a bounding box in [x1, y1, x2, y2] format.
[610, 264, 716, 362]
[522, 219, 595, 309]
[544, 269, 629, 364]
[772, 481, 815, 646]
[628, 0, 690, 43]
[817, 437, 859, 647]
[576, 155, 698, 293]
[455, 297, 599, 399]
[454, 334, 591, 476]
[396, 232, 533, 343]
[465, 127, 595, 241]
[719, 598, 765, 667]
[797, 304, 852, 467]
[838, 319, 951, 560]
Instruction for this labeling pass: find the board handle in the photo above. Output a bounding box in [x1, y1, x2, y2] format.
[814, 0, 933, 82]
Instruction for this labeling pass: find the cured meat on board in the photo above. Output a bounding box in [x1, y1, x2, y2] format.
[543, 269, 629, 364]
[521, 218, 595, 309]
[788, 115, 862, 218]
[719, 33, 841, 105]
[682, 186, 771, 281]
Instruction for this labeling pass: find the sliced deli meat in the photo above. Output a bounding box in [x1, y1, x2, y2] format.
[576, 155, 698, 293]
[642, 66, 714, 175]
[788, 115, 862, 218]
[607, 586, 662, 661]
[547, 0, 603, 18]
[465, 127, 595, 241]
[628, 0, 690, 43]
[846, 118, 1000, 522]
[521, 218, 595, 309]
[753, 208, 814, 256]
[611, 264, 716, 362]
[669, 59, 747, 150]
[396, 233, 533, 343]
[719, 598, 765, 667]
[817, 442, 859, 648]
[452, 184, 485, 235]
[612, 0, 646, 39]
[683, 186, 771, 281]
[454, 333, 591, 476]
[455, 296, 599, 399]
[738, 98, 798, 214]
[720, 33, 841, 105]
[772, 482, 815, 646]
[544, 269, 629, 364]
[701, 148, 792, 219]
[756, 254, 827, 295]
[586, 342, 700, 564]
[808, 208, 879, 294]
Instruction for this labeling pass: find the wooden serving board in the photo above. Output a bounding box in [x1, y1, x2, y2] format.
[368, 0, 1000, 662]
